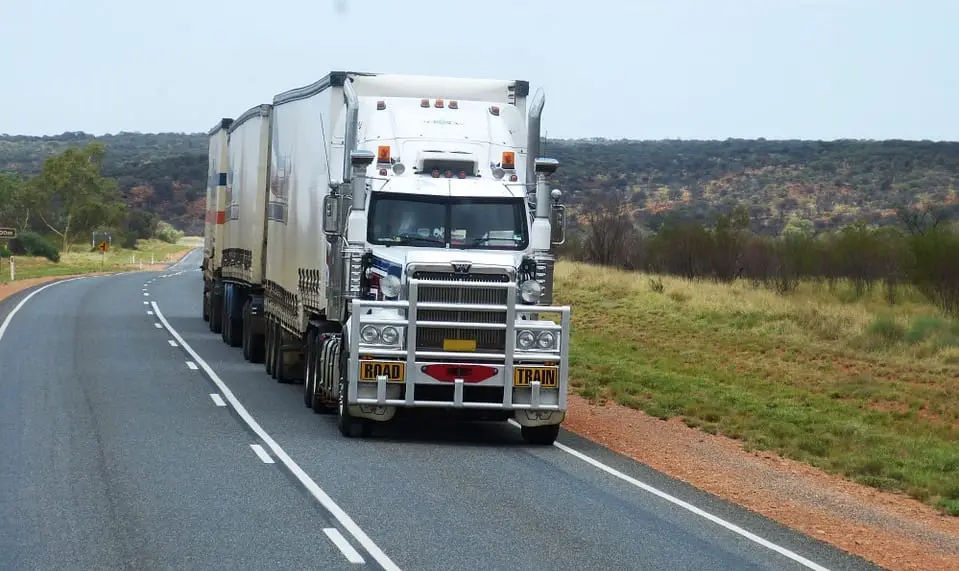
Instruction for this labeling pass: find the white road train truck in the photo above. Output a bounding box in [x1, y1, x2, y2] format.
[204, 71, 570, 444]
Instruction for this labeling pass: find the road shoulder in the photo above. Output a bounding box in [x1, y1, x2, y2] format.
[563, 394, 959, 571]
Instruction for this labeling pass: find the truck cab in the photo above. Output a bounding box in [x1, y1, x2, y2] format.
[322, 92, 570, 444]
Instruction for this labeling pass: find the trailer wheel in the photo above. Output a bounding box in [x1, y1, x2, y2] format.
[275, 325, 294, 384]
[265, 318, 276, 377]
[337, 349, 372, 438]
[209, 288, 223, 334]
[520, 424, 560, 446]
[241, 300, 251, 361]
[202, 289, 210, 322]
[248, 307, 265, 364]
[303, 329, 317, 407]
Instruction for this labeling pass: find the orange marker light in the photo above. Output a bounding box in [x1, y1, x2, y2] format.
[434, 99, 444, 108]
[501, 151, 516, 170]
[377, 146, 391, 163]
[448, 100, 458, 109]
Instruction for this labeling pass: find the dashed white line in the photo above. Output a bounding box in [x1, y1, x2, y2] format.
[147, 311, 154, 316]
[250, 444, 274, 464]
[143, 301, 149, 305]
[143, 293, 149, 297]
[210, 393, 227, 407]
[154, 323, 162, 329]
[168, 340, 178, 347]
[150, 301, 400, 571]
[505, 419, 830, 571]
[186, 361, 198, 370]
[323, 528, 366, 564]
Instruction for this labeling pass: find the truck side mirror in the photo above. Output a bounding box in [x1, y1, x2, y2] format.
[550, 204, 566, 245]
[323, 194, 340, 236]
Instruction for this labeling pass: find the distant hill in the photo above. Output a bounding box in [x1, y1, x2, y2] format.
[2, 132, 958, 235]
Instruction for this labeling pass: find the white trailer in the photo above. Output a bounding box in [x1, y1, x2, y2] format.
[202, 117, 232, 331]
[206, 71, 570, 444]
[216, 104, 272, 361]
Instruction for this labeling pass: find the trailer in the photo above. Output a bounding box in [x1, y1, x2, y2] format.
[205, 71, 570, 444]
[202, 117, 233, 331]
[216, 104, 272, 362]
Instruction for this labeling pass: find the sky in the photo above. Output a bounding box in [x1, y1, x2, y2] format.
[1, 0, 956, 141]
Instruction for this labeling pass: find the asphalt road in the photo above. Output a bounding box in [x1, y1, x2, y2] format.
[0, 250, 883, 571]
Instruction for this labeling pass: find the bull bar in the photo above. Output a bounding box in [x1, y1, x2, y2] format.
[347, 277, 571, 412]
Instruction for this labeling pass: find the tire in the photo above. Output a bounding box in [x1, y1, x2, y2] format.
[241, 300, 252, 361]
[275, 323, 294, 384]
[303, 329, 317, 407]
[209, 289, 223, 334]
[337, 349, 372, 438]
[202, 290, 210, 322]
[520, 424, 560, 445]
[265, 318, 276, 377]
[220, 292, 230, 344]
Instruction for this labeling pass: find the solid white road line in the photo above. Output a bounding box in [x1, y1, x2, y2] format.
[168, 340, 178, 347]
[506, 419, 830, 571]
[250, 444, 274, 464]
[209, 393, 227, 407]
[323, 528, 366, 564]
[186, 361, 198, 370]
[0, 277, 87, 344]
[151, 301, 401, 571]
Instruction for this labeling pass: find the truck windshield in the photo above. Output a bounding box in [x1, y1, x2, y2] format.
[368, 192, 529, 250]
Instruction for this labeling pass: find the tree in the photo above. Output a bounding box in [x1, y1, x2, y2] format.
[0, 172, 30, 230]
[26, 142, 126, 252]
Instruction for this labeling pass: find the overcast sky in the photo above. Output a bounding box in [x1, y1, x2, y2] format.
[2, 0, 955, 141]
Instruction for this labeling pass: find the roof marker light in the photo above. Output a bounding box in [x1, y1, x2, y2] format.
[489, 105, 500, 116]
[431, 169, 441, 178]
[376, 100, 386, 110]
[421, 99, 430, 108]
[449, 100, 458, 109]
[434, 99, 444, 108]
[445, 170, 453, 178]
[458, 170, 467, 179]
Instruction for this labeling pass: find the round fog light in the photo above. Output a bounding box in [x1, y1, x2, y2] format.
[380, 326, 399, 344]
[517, 330, 535, 350]
[519, 279, 543, 304]
[360, 325, 380, 344]
[536, 331, 555, 349]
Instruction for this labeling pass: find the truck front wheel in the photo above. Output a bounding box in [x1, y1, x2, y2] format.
[521, 424, 560, 446]
[337, 350, 372, 438]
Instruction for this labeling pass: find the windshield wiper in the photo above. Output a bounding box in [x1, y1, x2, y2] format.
[388, 234, 445, 246]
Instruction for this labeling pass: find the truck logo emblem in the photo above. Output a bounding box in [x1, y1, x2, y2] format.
[451, 262, 472, 274]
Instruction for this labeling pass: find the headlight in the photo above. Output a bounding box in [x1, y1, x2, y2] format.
[359, 324, 403, 346]
[536, 331, 555, 350]
[519, 279, 543, 304]
[360, 325, 380, 344]
[515, 328, 559, 352]
[380, 326, 399, 344]
[380, 275, 401, 298]
[516, 330, 536, 350]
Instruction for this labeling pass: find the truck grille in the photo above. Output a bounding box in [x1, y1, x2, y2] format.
[412, 271, 510, 352]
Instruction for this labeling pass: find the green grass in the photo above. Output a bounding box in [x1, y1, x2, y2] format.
[0, 238, 197, 283]
[556, 261, 959, 516]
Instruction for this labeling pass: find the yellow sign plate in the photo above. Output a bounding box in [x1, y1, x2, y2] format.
[513, 366, 559, 388]
[443, 339, 477, 352]
[358, 360, 405, 383]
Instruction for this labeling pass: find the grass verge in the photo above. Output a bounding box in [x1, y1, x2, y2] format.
[555, 261, 959, 516]
[0, 238, 196, 284]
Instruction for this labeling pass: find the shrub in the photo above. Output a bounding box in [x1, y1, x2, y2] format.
[8, 231, 60, 262]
